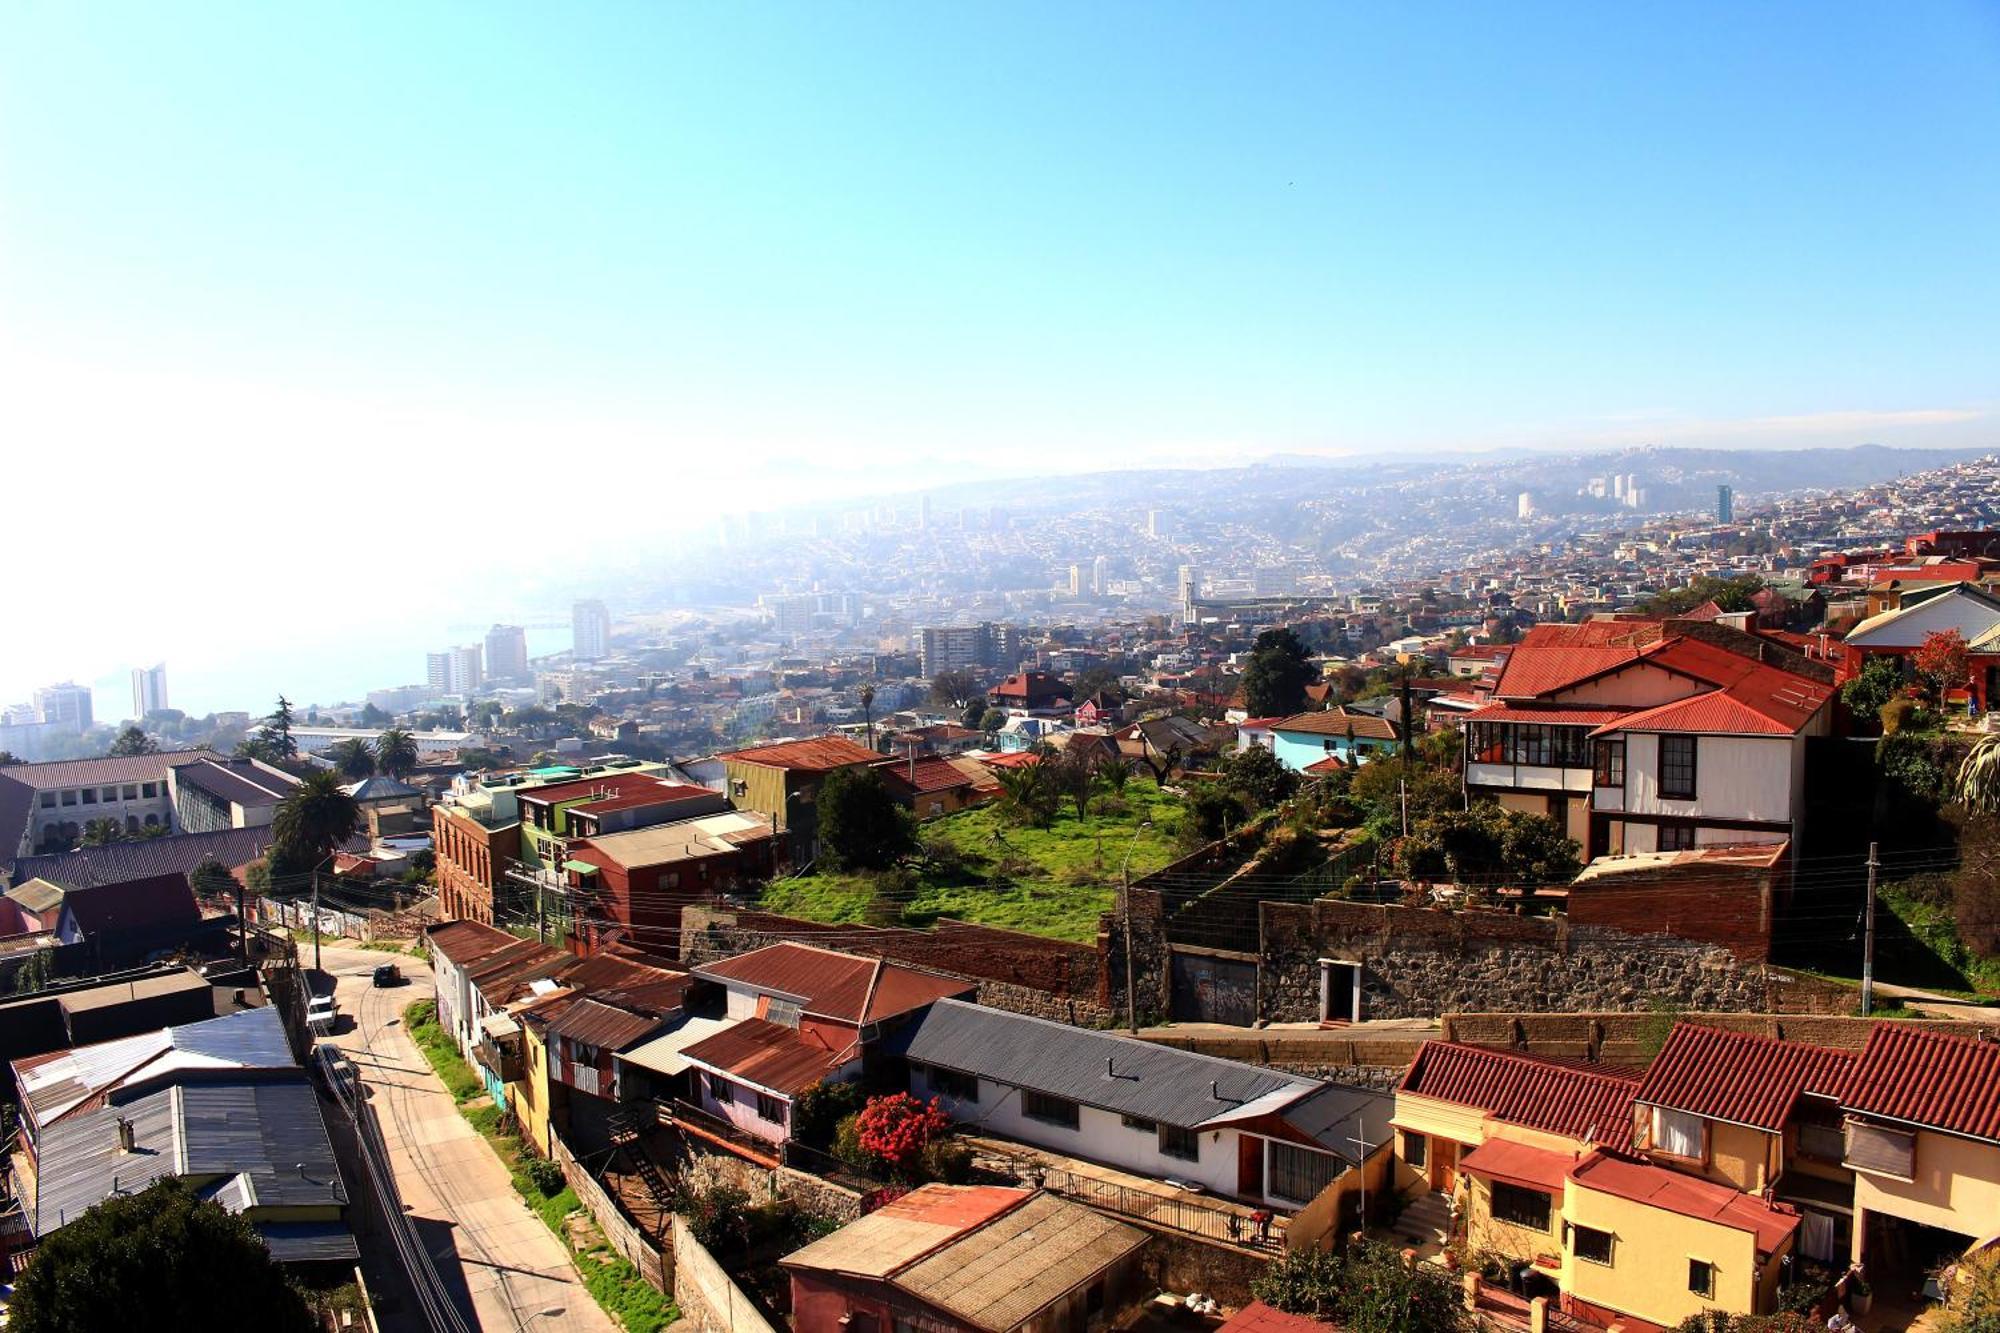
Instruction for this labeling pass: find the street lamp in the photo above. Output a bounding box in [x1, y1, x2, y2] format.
[1121, 820, 1154, 1035]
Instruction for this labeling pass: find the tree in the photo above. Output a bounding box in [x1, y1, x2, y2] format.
[962, 700, 994, 732]
[107, 725, 157, 757]
[1241, 627, 1313, 718]
[860, 684, 877, 750]
[358, 702, 391, 728]
[327, 738, 376, 780]
[80, 818, 125, 846]
[1049, 746, 1102, 820]
[0, 750, 22, 766]
[189, 858, 239, 902]
[270, 769, 361, 876]
[1252, 1240, 1469, 1333]
[1398, 805, 1579, 890]
[854, 1093, 952, 1178]
[9, 1178, 313, 1333]
[1218, 744, 1298, 812]
[257, 695, 297, 762]
[995, 755, 1060, 828]
[375, 728, 419, 780]
[930, 670, 979, 708]
[1936, 1241, 2000, 1333]
[1641, 574, 1764, 615]
[1915, 628, 1971, 704]
[1841, 655, 1903, 728]
[1672, 1315, 1819, 1333]
[816, 766, 915, 871]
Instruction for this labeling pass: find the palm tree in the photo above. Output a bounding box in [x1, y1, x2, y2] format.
[375, 728, 419, 780]
[80, 818, 126, 847]
[271, 770, 362, 875]
[1959, 734, 2000, 811]
[328, 738, 376, 781]
[860, 685, 877, 751]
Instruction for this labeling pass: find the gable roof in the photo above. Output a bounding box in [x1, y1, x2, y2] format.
[692, 942, 973, 1025]
[1399, 1040, 1640, 1145]
[1634, 1025, 1856, 1132]
[6, 877, 66, 915]
[1841, 1023, 2000, 1144]
[1270, 708, 1399, 741]
[1491, 622, 1661, 699]
[714, 736, 882, 772]
[1845, 581, 2000, 650]
[1590, 668, 1831, 737]
[59, 873, 200, 937]
[892, 999, 1317, 1130]
[781, 1184, 1028, 1279]
[14, 1006, 295, 1128]
[876, 756, 982, 797]
[9, 825, 298, 888]
[889, 1190, 1148, 1332]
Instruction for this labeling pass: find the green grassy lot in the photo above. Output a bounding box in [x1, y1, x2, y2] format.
[758, 779, 1186, 943]
[403, 1001, 677, 1333]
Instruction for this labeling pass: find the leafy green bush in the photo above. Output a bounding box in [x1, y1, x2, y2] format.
[1252, 1240, 1468, 1333]
[523, 1155, 566, 1197]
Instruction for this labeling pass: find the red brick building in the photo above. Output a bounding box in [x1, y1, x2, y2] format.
[564, 812, 778, 960]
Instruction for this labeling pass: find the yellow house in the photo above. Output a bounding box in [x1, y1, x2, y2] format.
[1561, 1149, 1798, 1328]
[1629, 1023, 1858, 1265]
[1392, 1040, 1642, 1292]
[1839, 1024, 2000, 1285]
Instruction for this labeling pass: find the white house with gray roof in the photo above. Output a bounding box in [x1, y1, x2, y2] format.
[890, 999, 1392, 1212]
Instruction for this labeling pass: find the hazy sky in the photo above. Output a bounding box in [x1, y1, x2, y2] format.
[3, 1, 1998, 713]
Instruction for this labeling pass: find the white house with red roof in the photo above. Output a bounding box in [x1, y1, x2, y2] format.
[1462, 619, 1834, 860]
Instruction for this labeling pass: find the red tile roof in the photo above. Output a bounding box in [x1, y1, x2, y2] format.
[1842, 1023, 2000, 1144]
[1568, 1150, 1800, 1256]
[1458, 1137, 1576, 1193]
[1302, 755, 1347, 774]
[692, 942, 974, 1025]
[1399, 1041, 1640, 1144]
[1271, 708, 1399, 740]
[1634, 1025, 1855, 1132]
[1462, 702, 1630, 727]
[678, 1017, 842, 1096]
[715, 736, 881, 771]
[1590, 668, 1832, 737]
[875, 756, 980, 796]
[426, 918, 524, 967]
[1491, 622, 1662, 698]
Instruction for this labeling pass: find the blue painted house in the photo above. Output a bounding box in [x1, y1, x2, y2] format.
[1269, 708, 1401, 773]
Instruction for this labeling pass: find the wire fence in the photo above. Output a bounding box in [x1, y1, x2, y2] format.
[1032, 1165, 1282, 1249]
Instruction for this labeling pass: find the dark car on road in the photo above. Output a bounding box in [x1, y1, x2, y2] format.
[372, 962, 403, 987]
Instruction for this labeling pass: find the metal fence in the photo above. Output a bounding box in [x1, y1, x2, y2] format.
[1034, 1166, 1280, 1249]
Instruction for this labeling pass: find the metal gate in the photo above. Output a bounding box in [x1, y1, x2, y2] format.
[1169, 950, 1257, 1025]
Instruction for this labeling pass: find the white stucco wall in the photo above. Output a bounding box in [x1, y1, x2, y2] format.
[1620, 734, 1794, 823]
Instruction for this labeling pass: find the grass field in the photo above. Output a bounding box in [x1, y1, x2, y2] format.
[757, 779, 1186, 943]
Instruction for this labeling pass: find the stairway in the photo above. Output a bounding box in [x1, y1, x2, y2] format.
[1392, 1190, 1451, 1246]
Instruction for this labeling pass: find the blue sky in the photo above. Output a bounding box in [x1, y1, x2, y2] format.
[1, 1, 1997, 710]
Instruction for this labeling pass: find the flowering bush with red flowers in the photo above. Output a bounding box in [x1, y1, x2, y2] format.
[854, 1093, 952, 1176]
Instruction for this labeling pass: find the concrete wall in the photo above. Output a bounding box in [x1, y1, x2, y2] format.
[670, 1215, 777, 1333]
[552, 1132, 670, 1295]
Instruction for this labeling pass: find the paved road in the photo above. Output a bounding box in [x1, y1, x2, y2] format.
[318, 945, 619, 1333]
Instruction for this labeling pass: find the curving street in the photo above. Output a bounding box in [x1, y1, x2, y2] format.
[317, 944, 619, 1333]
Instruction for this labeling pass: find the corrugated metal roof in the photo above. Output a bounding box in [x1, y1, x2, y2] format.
[1634, 1025, 1855, 1131]
[15, 1006, 296, 1128]
[542, 997, 665, 1052]
[1399, 1040, 1639, 1145]
[256, 1221, 361, 1263]
[6, 878, 65, 915]
[678, 1018, 841, 1096]
[781, 1185, 1028, 1279]
[693, 942, 972, 1025]
[618, 1016, 739, 1077]
[893, 1191, 1148, 1332]
[1841, 1023, 2000, 1144]
[713, 736, 881, 772]
[30, 1075, 346, 1238]
[893, 999, 1315, 1129]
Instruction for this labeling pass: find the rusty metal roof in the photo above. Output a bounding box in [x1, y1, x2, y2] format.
[678, 1017, 842, 1096]
[891, 1191, 1148, 1332]
[692, 942, 972, 1025]
[541, 996, 665, 1053]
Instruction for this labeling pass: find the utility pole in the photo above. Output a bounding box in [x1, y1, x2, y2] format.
[1349, 1116, 1370, 1232]
[236, 875, 250, 966]
[1121, 821, 1154, 1035]
[1398, 653, 1415, 768]
[311, 872, 322, 975]
[1862, 841, 1879, 1017]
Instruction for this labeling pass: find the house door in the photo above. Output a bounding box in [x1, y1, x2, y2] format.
[1428, 1140, 1459, 1194]
[1238, 1134, 1265, 1200]
[1319, 960, 1361, 1024]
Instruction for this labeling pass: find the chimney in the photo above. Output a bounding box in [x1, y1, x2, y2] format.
[116, 1117, 135, 1153]
[1105, 1056, 1114, 1078]
[1210, 1080, 1219, 1101]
